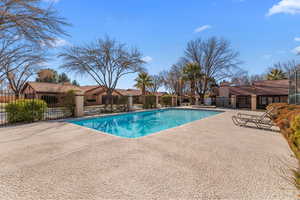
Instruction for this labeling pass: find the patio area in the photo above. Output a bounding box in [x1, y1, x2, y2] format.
[0, 109, 298, 200]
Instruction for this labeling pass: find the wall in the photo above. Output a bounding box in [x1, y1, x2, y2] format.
[218, 87, 230, 98]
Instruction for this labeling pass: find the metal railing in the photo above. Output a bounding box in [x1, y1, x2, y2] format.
[0, 85, 73, 127]
[289, 70, 300, 105]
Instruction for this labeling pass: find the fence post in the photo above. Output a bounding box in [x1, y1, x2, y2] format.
[179, 96, 182, 105]
[231, 95, 237, 109]
[195, 97, 199, 105]
[172, 96, 176, 107]
[128, 95, 133, 111]
[75, 94, 84, 117]
[251, 95, 257, 111]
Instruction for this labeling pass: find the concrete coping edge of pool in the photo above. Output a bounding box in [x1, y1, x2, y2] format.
[66, 107, 225, 123]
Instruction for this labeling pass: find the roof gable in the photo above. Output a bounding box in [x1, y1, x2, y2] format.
[24, 82, 84, 95]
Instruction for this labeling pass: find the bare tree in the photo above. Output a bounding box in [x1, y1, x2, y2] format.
[0, 37, 34, 81]
[0, 0, 69, 45]
[230, 70, 251, 86]
[59, 37, 145, 111]
[0, 38, 18, 80]
[229, 60, 299, 86]
[3, 47, 45, 97]
[271, 60, 300, 75]
[160, 63, 185, 95]
[183, 37, 241, 102]
[250, 74, 265, 82]
[148, 74, 163, 93]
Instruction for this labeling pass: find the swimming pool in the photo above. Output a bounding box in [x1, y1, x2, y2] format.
[70, 108, 221, 138]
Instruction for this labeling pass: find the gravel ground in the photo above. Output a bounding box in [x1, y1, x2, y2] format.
[0, 109, 298, 200]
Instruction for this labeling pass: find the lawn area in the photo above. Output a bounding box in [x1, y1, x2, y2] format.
[0, 109, 297, 200]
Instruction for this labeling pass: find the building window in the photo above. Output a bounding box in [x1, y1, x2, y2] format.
[273, 96, 280, 103]
[280, 96, 288, 102]
[261, 97, 267, 105]
[86, 99, 96, 103]
[41, 95, 58, 105]
[102, 95, 119, 104]
[258, 95, 288, 109]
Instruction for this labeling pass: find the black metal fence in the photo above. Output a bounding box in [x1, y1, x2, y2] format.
[84, 96, 130, 116]
[0, 85, 73, 127]
[215, 97, 232, 108]
[289, 70, 300, 105]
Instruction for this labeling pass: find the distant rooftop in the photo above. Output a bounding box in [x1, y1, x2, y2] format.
[23, 82, 167, 96]
[227, 80, 289, 96]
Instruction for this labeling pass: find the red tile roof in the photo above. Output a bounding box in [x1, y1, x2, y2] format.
[229, 80, 289, 96]
[80, 85, 167, 96]
[115, 89, 167, 96]
[116, 89, 141, 96]
[152, 91, 168, 97]
[25, 82, 169, 97]
[79, 85, 103, 92]
[24, 82, 84, 95]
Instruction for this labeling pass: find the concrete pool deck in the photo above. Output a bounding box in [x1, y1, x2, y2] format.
[0, 109, 298, 199]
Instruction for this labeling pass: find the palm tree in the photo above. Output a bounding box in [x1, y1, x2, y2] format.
[182, 63, 202, 104]
[267, 69, 286, 80]
[134, 72, 153, 104]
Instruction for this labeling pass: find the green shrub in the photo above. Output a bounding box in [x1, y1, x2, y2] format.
[144, 95, 157, 109]
[267, 103, 300, 189]
[161, 95, 173, 107]
[5, 99, 47, 123]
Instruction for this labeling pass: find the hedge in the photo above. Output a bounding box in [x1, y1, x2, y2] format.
[267, 103, 300, 188]
[5, 99, 48, 123]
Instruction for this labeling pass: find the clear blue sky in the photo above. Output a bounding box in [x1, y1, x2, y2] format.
[44, 0, 300, 89]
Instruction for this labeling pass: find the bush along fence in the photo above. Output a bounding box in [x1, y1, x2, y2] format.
[0, 87, 179, 126]
[5, 99, 47, 123]
[0, 87, 78, 126]
[267, 103, 300, 189]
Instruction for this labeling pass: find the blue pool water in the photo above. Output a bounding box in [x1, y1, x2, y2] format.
[70, 109, 221, 138]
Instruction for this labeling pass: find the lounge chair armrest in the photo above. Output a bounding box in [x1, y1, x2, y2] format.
[237, 113, 261, 118]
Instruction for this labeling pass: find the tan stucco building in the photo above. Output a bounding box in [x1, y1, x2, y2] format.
[218, 80, 289, 110]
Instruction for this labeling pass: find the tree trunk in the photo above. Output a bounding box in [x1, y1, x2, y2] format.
[110, 96, 113, 112]
[13, 89, 20, 100]
[200, 93, 205, 104]
[200, 78, 208, 104]
[142, 85, 146, 105]
[191, 80, 195, 105]
[106, 90, 113, 113]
